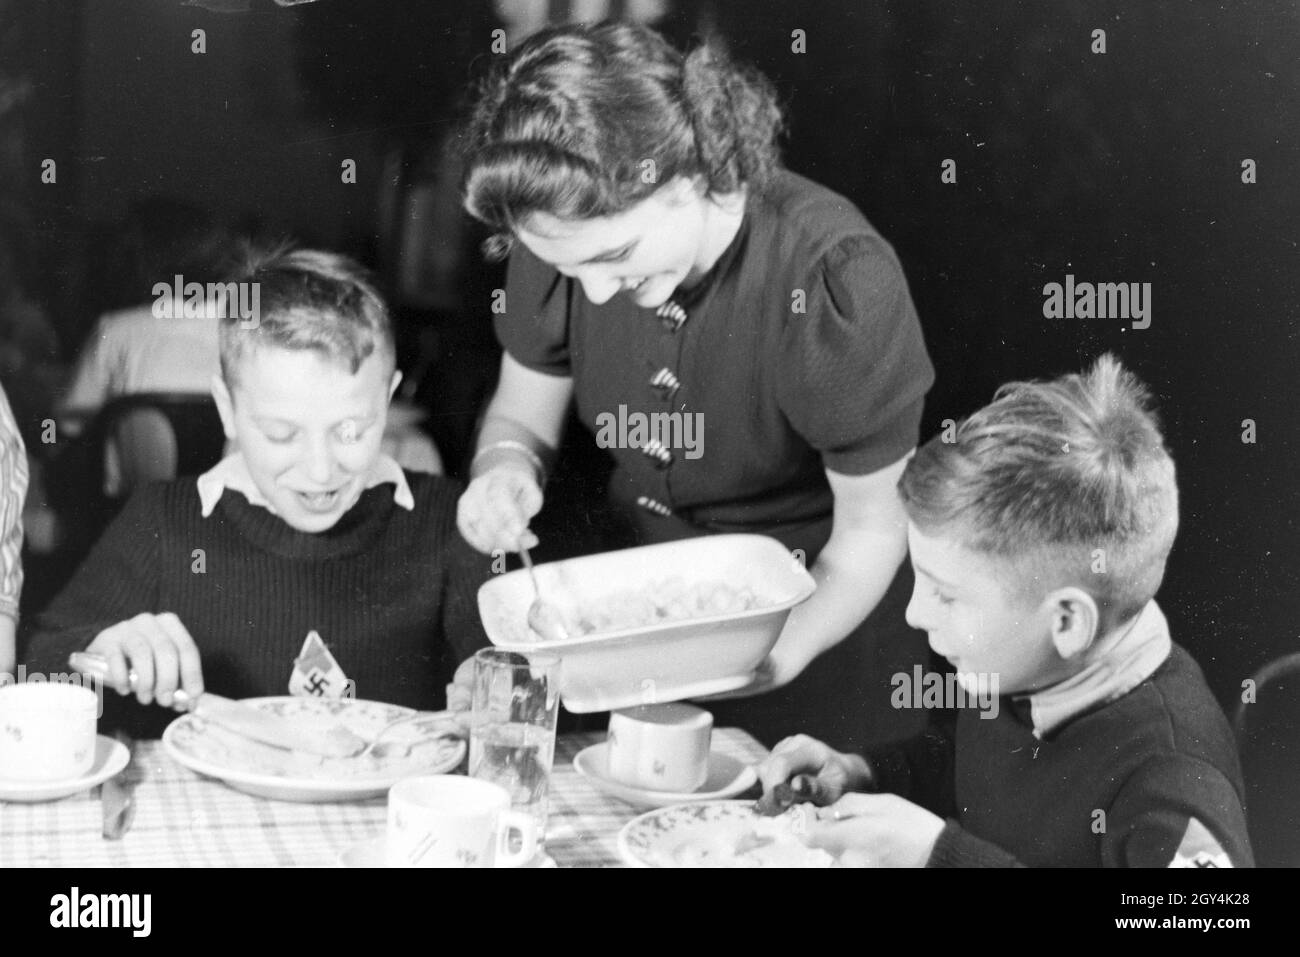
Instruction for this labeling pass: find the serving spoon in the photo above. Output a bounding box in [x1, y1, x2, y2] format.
[519, 545, 570, 641]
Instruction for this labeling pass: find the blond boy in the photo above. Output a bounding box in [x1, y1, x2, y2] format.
[25, 248, 489, 730]
[759, 356, 1252, 867]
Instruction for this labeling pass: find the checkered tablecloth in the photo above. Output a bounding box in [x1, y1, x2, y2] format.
[0, 729, 767, 868]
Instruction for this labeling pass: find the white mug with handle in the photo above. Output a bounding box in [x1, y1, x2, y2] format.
[387, 775, 537, 868]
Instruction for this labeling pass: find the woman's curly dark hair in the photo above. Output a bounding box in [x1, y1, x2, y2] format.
[457, 21, 784, 260]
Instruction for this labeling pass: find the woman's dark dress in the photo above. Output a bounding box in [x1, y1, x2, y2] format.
[498, 171, 937, 751]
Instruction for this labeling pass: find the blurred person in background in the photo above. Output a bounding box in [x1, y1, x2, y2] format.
[0, 381, 28, 677]
[57, 198, 235, 436]
[57, 199, 441, 488]
[0, 234, 65, 563]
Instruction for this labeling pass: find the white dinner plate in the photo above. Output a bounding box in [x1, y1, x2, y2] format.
[618, 800, 835, 868]
[0, 736, 130, 803]
[337, 836, 557, 869]
[573, 744, 758, 809]
[162, 697, 466, 803]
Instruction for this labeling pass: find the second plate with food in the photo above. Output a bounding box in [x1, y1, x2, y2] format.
[618, 800, 835, 868]
[162, 697, 466, 802]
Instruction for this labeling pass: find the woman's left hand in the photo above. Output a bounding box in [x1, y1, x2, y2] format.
[693, 640, 819, 700]
[700, 459, 913, 700]
[732, 644, 814, 694]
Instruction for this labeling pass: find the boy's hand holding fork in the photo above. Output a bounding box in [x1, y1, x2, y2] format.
[757, 734, 946, 867]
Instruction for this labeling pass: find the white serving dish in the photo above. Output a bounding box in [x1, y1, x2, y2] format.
[477, 534, 816, 713]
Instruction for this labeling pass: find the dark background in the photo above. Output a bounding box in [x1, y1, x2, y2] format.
[2, 1, 1296, 753]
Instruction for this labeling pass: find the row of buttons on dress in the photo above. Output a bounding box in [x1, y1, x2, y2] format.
[635, 495, 673, 517]
[636, 300, 690, 516]
[657, 300, 688, 332]
[649, 367, 681, 400]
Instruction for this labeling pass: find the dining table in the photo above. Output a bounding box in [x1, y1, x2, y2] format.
[0, 728, 768, 868]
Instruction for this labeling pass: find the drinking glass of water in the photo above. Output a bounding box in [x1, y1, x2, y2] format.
[468, 648, 560, 852]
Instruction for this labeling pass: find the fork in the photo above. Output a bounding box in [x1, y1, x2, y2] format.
[753, 774, 844, 817]
[354, 712, 464, 760]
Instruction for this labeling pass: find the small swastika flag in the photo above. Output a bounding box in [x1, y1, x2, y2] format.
[288, 630, 351, 698]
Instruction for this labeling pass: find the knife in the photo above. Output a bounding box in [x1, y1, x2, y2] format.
[101, 729, 137, 841]
[69, 652, 365, 759]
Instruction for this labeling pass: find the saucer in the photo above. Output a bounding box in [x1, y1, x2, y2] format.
[338, 836, 558, 868]
[0, 736, 130, 803]
[573, 743, 759, 809]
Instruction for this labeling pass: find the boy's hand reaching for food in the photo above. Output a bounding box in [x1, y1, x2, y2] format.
[757, 734, 875, 801]
[805, 793, 946, 868]
[457, 464, 543, 554]
[87, 612, 204, 708]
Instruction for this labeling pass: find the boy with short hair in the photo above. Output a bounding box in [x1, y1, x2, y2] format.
[25, 247, 490, 728]
[758, 355, 1253, 867]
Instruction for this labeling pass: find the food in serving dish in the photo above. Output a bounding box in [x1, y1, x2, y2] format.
[479, 535, 817, 712]
[523, 578, 774, 641]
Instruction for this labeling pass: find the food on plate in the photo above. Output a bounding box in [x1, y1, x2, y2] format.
[171, 710, 462, 780]
[526, 578, 773, 640]
[621, 801, 833, 868]
[652, 814, 830, 868]
[622, 801, 835, 867]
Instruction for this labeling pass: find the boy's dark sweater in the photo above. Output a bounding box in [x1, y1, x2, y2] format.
[24, 473, 493, 737]
[868, 644, 1254, 867]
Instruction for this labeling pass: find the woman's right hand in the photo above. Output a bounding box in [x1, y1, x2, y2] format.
[87, 612, 205, 708]
[456, 464, 544, 554]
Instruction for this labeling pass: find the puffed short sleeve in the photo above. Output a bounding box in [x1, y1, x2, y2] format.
[493, 243, 572, 375]
[776, 234, 935, 475]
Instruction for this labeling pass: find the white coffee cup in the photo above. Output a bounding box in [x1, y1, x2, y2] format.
[386, 775, 538, 868]
[607, 703, 712, 792]
[0, 682, 99, 782]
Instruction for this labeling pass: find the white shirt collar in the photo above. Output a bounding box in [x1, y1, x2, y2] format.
[1018, 600, 1173, 738]
[196, 452, 414, 518]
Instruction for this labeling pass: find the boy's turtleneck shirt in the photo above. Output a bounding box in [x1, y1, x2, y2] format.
[868, 602, 1254, 867]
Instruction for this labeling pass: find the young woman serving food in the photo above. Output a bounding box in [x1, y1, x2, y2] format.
[454, 21, 934, 744]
